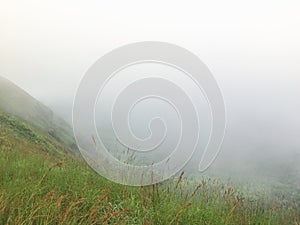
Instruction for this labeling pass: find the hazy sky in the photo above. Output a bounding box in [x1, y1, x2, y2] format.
[1, 0, 300, 175]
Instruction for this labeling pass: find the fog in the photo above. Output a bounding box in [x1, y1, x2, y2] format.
[1, 0, 300, 184]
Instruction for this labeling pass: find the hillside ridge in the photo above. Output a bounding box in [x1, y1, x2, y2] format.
[0, 76, 77, 152]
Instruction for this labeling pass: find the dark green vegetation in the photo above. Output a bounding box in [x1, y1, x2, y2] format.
[0, 111, 300, 224]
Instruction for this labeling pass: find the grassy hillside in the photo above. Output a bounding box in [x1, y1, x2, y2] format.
[0, 111, 299, 224]
[0, 76, 77, 152]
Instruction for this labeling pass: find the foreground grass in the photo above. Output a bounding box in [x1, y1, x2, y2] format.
[1, 149, 299, 225]
[0, 113, 300, 224]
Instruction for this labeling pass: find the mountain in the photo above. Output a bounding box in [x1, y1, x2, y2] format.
[0, 76, 77, 152]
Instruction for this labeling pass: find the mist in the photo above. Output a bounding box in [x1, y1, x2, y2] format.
[1, 0, 300, 186]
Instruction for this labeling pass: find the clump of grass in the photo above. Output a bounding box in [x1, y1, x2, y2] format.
[0, 112, 42, 144]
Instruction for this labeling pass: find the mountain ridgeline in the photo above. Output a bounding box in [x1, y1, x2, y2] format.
[0, 76, 77, 153]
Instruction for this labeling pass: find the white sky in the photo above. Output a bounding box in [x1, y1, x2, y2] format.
[1, 0, 299, 97]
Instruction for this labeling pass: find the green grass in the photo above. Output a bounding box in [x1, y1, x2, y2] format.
[0, 113, 300, 224]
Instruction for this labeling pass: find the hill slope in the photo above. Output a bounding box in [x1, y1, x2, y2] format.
[0, 76, 77, 152]
[0, 110, 299, 224]
[0, 77, 299, 224]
